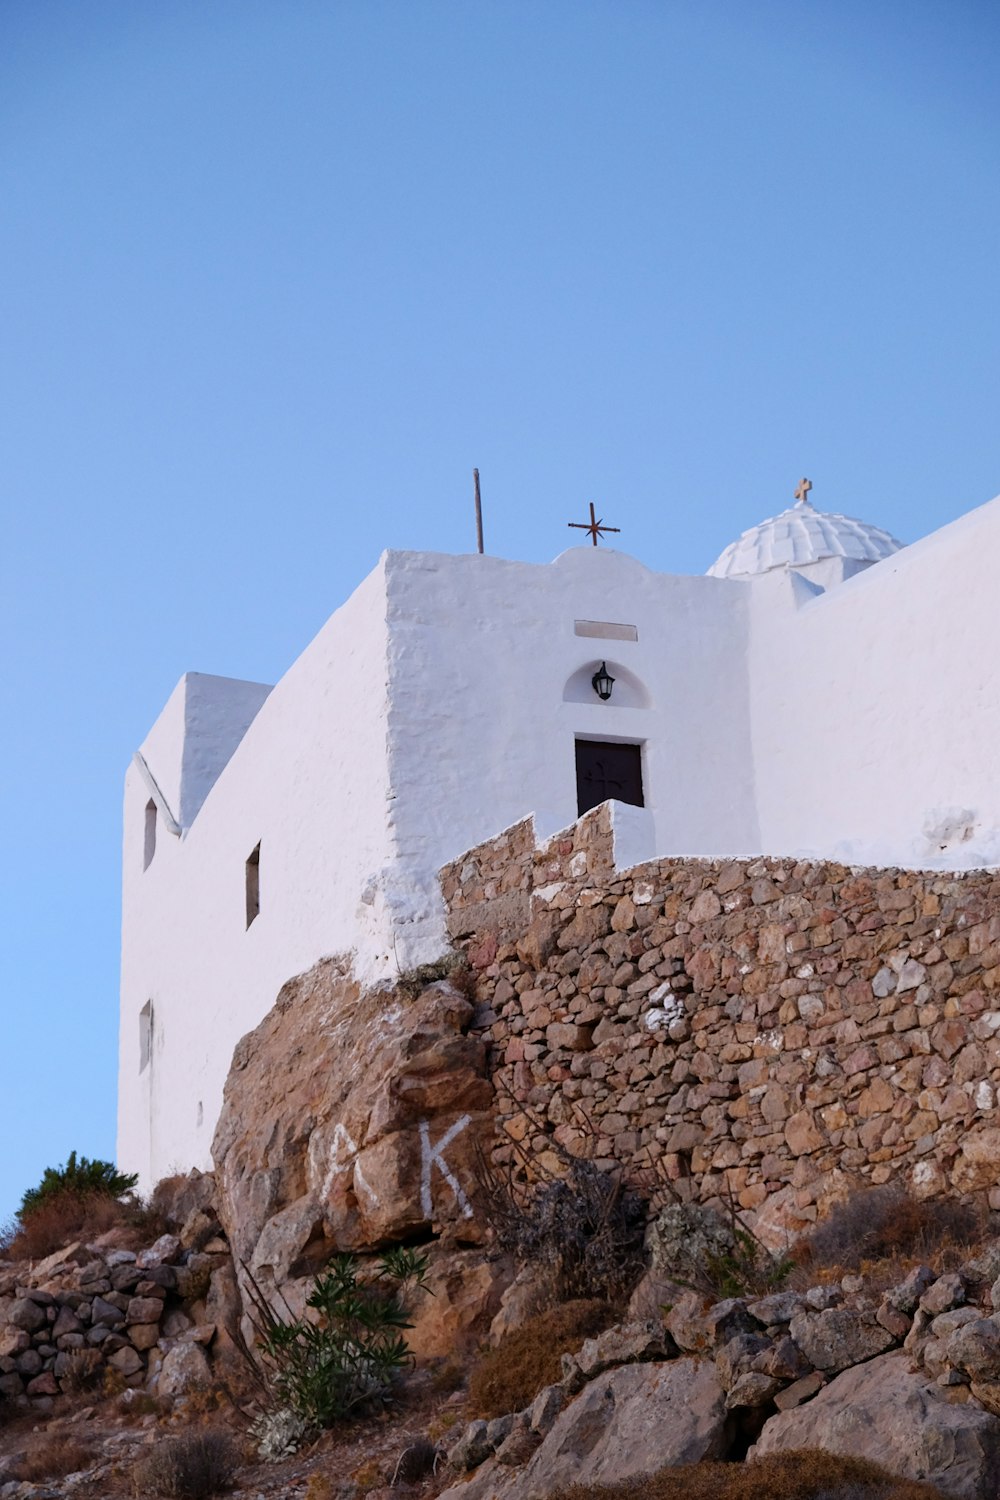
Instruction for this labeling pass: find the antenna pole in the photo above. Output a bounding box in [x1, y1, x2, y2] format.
[473, 468, 484, 554]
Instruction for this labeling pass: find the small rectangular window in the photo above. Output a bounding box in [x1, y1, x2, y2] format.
[139, 1000, 153, 1073]
[246, 842, 261, 928]
[143, 800, 157, 870]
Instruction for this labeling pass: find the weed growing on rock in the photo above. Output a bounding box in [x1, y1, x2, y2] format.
[20, 1151, 138, 1214]
[469, 1300, 613, 1417]
[131, 1430, 242, 1498]
[396, 952, 473, 999]
[244, 1249, 429, 1441]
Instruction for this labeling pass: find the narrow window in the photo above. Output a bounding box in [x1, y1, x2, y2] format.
[139, 1000, 153, 1073]
[246, 842, 261, 928]
[143, 799, 157, 870]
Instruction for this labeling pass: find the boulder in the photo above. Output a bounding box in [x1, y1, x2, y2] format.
[212, 962, 493, 1283]
[6, 1298, 46, 1333]
[154, 1340, 212, 1398]
[151, 1168, 218, 1229]
[439, 1359, 728, 1500]
[573, 1321, 674, 1379]
[788, 1305, 895, 1373]
[754, 1351, 1000, 1499]
[136, 1234, 182, 1269]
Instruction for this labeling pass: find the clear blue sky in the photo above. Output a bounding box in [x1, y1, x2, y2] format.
[2, 0, 998, 1223]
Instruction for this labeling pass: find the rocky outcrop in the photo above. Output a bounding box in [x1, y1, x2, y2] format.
[211, 959, 496, 1319]
[753, 1351, 1000, 1499]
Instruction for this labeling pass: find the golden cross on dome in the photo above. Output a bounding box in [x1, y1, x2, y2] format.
[794, 477, 813, 505]
[568, 502, 621, 547]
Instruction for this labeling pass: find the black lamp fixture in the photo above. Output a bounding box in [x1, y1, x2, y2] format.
[591, 661, 615, 701]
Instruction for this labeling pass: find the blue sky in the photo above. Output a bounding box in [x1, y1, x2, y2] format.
[2, 0, 998, 1223]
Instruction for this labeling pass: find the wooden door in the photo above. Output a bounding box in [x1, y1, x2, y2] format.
[575, 740, 644, 816]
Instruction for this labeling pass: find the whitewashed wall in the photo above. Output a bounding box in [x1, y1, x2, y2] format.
[749, 494, 1000, 868]
[118, 560, 395, 1188]
[380, 547, 760, 965]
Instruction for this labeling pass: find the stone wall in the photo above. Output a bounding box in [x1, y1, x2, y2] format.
[440, 807, 1000, 1243]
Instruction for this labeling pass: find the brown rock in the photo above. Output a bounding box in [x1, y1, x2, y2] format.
[6, 1298, 46, 1333]
[406, 1249, 509, 1359]
[128, 1322, 161, 1351]
[212, 961, 493, 1287]
[126, 1296, 164, 1326]
[953, 1128, 1000, 1194]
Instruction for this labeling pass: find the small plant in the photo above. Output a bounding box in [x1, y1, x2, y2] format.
[396, 951, 472, 999]
[244, 1248, 429, 1441]
[477, 1142, 647, 1304]
[20, 1151, 138, 1217]
[131, 1430, 241, 1498]
[797, 1185, 989, 1276]
[248, 1405, 311, 1461]
[469, 1299, 613, 1417]
[649, 1197, 792, 1300]
[8, 1435, 94, 1482]
[59, 1347, 104, 1394]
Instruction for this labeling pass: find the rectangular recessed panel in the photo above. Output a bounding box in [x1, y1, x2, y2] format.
[574, 619, 638, 642]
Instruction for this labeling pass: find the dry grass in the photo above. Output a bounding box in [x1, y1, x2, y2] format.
[7, 1434, 95, 1482]
[554, 1450, 948, 1500]
[130, 1430, 242, 1498]
[469, 1299, 614, 1418]
[0, 1188, 168, 1261]
[793, 1187, 994, 1282]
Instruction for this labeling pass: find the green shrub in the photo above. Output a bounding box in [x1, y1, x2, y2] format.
[245, 1247, 429, 1436]
[19, 1151, 138, 1218]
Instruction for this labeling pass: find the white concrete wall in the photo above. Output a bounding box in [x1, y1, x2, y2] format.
[381, 546, 760, 965]
[749, 494, 1000, 868]
[118, 559, 396, 1188]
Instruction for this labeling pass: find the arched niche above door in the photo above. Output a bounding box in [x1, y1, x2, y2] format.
[562, 660, 652, 709]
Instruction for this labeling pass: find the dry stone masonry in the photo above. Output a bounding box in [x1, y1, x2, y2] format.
[441, 806, 1000, 1241]
[0, 1201, 239, 1412]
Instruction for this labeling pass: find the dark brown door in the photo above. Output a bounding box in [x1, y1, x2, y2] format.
[575, 740, 644, 816]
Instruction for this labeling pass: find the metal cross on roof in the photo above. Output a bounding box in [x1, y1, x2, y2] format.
[794, 477, 813, 505]
[568, 502, 621, 547]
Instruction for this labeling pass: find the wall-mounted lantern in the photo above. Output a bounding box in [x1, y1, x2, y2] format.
[591, 661, 615, 701]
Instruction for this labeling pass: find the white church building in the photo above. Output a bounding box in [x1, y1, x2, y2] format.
[118, 485, 1000, 1188]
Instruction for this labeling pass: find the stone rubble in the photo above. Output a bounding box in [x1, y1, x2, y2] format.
[0, 1196, 236, 1412]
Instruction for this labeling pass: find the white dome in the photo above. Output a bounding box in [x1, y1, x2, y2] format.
[708, 492, 904, 579]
